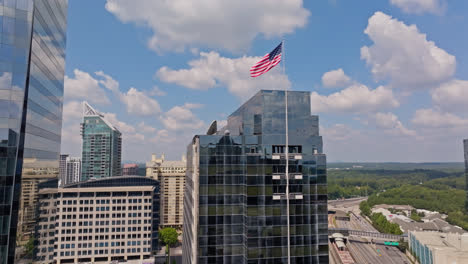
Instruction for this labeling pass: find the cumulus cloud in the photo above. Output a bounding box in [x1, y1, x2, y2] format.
[412, 108, 468, 128]
[64, 69, 110, 105]
[62, 101, 83, 122]
[105, 0, 310, 53]
[148, 86, 167, 96]
[321, 124, 357, 141]
[321, 68, 352, 88]
[389, 0, 446, 14]
[138, 122, 157, 134]
[361, 12, 455, 89]
[431, 80, 468, 112]
[161, 105, 205, 131]
[310, 84, 399, 113]
[157, 51, 290, 100]
[373, 112, 417, 136]
[119, 87, 161, 116]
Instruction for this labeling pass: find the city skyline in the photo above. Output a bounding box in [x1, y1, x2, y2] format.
[60, 0, 468, 163]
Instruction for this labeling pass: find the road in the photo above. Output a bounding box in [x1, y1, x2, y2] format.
[330, 198, 410, 264]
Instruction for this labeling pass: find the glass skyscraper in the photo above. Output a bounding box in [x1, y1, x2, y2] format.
[183, 90, 328, 264]
[81, 102, 122, 181]
[0, 0, 68, 263]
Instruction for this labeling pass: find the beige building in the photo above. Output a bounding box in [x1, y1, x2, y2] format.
[18, 165, 58, 243]
[146, 154, 186, 228]
[34, 177, 160, 264]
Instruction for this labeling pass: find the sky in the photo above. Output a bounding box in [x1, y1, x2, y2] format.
[60, 0, 468, 163]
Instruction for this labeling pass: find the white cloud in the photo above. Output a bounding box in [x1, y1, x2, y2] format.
[431, 80, 468, 112]
[96, 71, 119, 93]
[62, 101, 83, 122]
[321, 124, 357, 141]
[64, 69, 110, 105]
[150, 129, 177, 144]
[412, 108, 468, 128]
[183, 103, 204, 109]
[161, 105, 205, 131]
[102, 112, 136, 134]
[373, 112, 417, 136]
[321, 68, 351, 88]
[389, 0, 446, 14]
[119, 87, 161, 116]
[157, 51, 290, 100]
[310, 84, 399, 113]
[148, 86, 167, 96]
[105, 0, 309, 53]
[137, 122, 157, 134]
[361, 12, 455, 89]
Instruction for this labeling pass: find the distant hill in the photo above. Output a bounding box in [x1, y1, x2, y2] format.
[327, 162, 464, 171]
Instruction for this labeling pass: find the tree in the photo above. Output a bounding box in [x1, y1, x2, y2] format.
[25, 237, 35, 257]
[159, 227, 178, 264]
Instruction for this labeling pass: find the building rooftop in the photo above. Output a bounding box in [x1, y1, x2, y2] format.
[411, 231, 468, 251]
[123, 163, 138, 168]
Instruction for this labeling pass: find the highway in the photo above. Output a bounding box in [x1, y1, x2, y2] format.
[330, 198, 410, 264]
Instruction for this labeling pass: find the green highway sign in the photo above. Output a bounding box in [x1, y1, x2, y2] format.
[384, 241, 399, 246]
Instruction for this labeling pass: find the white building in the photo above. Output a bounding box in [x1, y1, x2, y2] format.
[409, 231, 468, 264]
[64, 157, 81, 185]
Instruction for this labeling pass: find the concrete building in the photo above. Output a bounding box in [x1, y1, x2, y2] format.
[182, 90, 328, 264]
[34, 176, 160, 264]
[64, 157, 81, 185]
[409, 231, 468, 264]
[123, 164, 139, 176]
[59, 155, 69, 185]
[0, 0, 69, 261]
[81, 102, 122, 181]
[146, 154, 186, 228]
[464, 139, 468, 212]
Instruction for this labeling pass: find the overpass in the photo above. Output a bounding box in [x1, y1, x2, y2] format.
[329, 228, 407, 241]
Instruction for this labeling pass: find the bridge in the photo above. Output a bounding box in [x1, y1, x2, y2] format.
[329, 228, 407, 241]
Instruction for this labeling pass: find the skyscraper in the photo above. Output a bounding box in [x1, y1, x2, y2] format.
[59, 154, 69, 184]
[182, 90, 328, 264]
[81, 102, 122, 181]
[464, 139, 468, 212]
[64, 156, 81, 185]
[0, 0, 68, 262]
[146, 154, 186, 228]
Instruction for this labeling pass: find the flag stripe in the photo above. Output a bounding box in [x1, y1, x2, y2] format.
[250, 43, 282, 77]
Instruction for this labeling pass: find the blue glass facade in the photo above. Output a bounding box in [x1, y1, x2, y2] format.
[0, 0, 68, 263]
[81, 109, 122, 181]
[409, 233, 433, 264]
[183, 90, 328, 264]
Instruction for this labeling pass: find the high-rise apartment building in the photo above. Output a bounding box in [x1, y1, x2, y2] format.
[64, 157, 81, 185]
[123, 164, 139, 176]
[146, 154, 186, 228]
[0, 0, 68, 262]
[464, 139, 468, 212]
[35, 176, 160, 264]
[81, 102, 122, 181]
[182, 90, 328, 264]
[59, 154, 69, 184]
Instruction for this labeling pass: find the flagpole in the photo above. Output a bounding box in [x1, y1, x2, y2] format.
[282, 39, 291, 264]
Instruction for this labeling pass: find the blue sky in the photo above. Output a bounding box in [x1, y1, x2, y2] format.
[61, 0, 468, 162]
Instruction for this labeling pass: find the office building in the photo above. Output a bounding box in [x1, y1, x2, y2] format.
[182, 90, 328, 264]
[0, 0, 68, 262]
[35, 176, 160, 264]
[81, 102, 122, 181]
[147, 154, 186, 228]
[59, 154, 69, 184]
[123, 164, 139, 176]
[409, 231, 468, 264]
[464, 139, 468, 212]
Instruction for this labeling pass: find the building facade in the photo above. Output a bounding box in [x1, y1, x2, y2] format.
[35, 176, 160, 264]
[59, 154, 69, 184]
[464, 139, 468, 212]
[409, 231, 468, 264]
[81, 102, 122, 181]
[64, 157, 81, 185]
[146, 154, 186, 228]
[0, 0, 68, 262]
[182, 90, 328, 264]
[123, 164, 138, 176]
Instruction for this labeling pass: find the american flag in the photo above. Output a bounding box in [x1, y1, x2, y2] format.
[250, 42, 282, 77]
